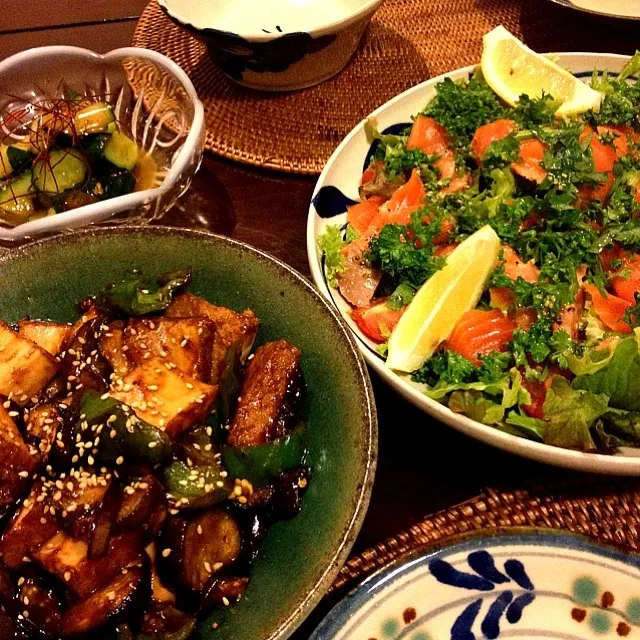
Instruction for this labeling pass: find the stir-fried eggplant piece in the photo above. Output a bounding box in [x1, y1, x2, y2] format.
[200, 576, 248, 611]
[160, 510, 241, 593]
[99, 321, 131, 379]
[18, 574, 63, 637]
[145, 544, 176, 606]
[0, 484, 60, 570]
[0, 321, 60, 406]
[140, 604, 195, 639]
[34, 531, 143, 599]
[17, 320, 71, 357]
[0, 606, 16, 640]
[165, 293, 259, 384]
[227, 340, 302, 447]
[61, 560, 150, 637]
[61, 316, 112, 394]
[88, 482, 123, 559]
[110, 359, 218, 439]
[117, 475, 165, 533]
[45, 399, 81, 473]
[123, 317, 216, 383]
[23, 403, 62, 465]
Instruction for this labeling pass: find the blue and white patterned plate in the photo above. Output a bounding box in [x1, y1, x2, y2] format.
[311, 529, 640, 640]
[306, 52, 640, 476]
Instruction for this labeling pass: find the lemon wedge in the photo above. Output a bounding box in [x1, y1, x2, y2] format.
[481, 25, 602, 117]
[386, 225, 501, 373]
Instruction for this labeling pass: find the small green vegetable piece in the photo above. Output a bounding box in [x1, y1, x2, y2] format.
[80, 390, 172, 464]
[74, 102, 116, 135]
[317, 225, 346, 288]
[164, 460, 231, 508]
[33, 149, 87, 194]
[573, 336, 640, 412]
[102, 169, 136, 200]
[542, 376, 609, 451]
[78, 134, 109, 162]
[104, 131, 139, 171]
[221, 424, 308, 487]
[101, 268, 192, 316]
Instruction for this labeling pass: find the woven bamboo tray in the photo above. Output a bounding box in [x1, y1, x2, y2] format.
[328, 480, 640, 600]
[132, 0, 637, 174]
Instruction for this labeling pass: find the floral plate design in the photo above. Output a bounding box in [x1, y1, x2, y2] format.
[311, 529, 640, 640]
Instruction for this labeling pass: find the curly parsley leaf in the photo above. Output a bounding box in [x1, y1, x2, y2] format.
[422, 77, 507, 147]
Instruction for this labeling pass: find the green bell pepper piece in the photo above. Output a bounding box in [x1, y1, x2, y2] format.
[80, 390, 172, 465]
[221, 424, 308, 487]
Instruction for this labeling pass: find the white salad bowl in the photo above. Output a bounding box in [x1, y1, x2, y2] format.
[0, 46, 205, 245]
[307, 51, 640, 475]
[158, 0, 385, 91]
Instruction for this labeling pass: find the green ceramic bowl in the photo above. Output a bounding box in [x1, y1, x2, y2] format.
[0, 226, 377, 640]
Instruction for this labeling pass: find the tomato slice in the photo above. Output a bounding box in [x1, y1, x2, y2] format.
[447, 309, 517, 365]
[351, 299, 405, 343]
[584, 283, 632, 333]
[470, 119, 516, 161]
[520, 375, 546, 419]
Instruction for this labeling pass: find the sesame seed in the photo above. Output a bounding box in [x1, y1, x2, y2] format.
[18, 471, 29, 478]
[64, 572, 71, 582]
[197, 524, 203, 535]
[2, 400, 9, 409]
[116, 456, 124, 465]
[213, 562, 223, 571]
[17, 577, 25, 586]
[222, 596, 230, 606]
[148, 442, 157, 448]
[161, 548, 172, 557]
[185, 382, 194, 389]
[204, 561, 212, 573]
[8, 411, 18, 417]
[22, 610, 29, 618]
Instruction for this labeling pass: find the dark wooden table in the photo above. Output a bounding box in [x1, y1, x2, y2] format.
[0, 3, 632, 636]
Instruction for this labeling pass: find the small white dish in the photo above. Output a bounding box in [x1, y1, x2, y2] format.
[311, 529, 640, 640]
[158, 0, 385, 91]
[0, 46, 205, 244]
[307, 52, 640, 475]
[549, 0, 640, 21]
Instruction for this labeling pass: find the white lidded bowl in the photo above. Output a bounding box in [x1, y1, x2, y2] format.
[158, 0, 385, 91]
[307, 52, 640, 475]
[0, 46, 205, 245]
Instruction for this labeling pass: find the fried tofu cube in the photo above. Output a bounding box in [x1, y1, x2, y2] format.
[228, 340, 302, 447]
[98, 320, 132, 379]
[17, 320, 71, 356]
[124, 317, 215, 382]
[0, 405, 36, 517]
[0, 321, 60, 405]
[110, 358, 217, 439]
[166, 293, 259, 383]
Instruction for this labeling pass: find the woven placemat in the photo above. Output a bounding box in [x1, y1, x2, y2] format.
[132, 0, 638, 174]
[329, 480, 640, 597]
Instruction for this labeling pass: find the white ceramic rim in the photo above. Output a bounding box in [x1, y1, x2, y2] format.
[307, 51, 640, 475]
[157, 0, 385, 42]
[0, 45, 205, 241]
